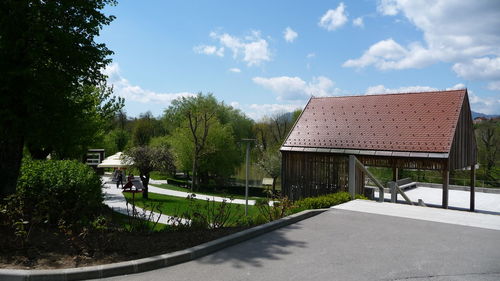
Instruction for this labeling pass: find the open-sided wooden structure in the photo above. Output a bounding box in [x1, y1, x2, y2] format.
[280, 89, 478, 210]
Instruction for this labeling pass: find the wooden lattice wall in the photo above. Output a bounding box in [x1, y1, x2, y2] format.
[281, 151, 348, 200]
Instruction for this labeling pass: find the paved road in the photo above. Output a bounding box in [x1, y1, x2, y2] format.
[101, 206, 500, 281]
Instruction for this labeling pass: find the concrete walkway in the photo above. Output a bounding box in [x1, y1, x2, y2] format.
[102, 179, 183, 225]
[333, 199, 500, 231]
[147, 184, 263, 205]
[376, 186, 500, 214]
[101, 201, 500, 281]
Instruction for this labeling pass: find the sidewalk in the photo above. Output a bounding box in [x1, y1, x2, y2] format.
[147, 184, 262, 205]
[102, 179, 185, 225]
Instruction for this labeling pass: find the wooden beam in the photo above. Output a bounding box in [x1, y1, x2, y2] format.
[348, 155, 356, 199]
[392, 167, 399, 181]
[442, 170, 449, 209]
[470, 165, 475, 212]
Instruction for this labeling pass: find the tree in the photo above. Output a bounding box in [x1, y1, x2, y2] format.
[256, 150, 281, 195]
[26, 84, 123, 159]
[164, 93, 251, 190]
[0, 0, 116, 198]
[125, 146, 175, 199]
[476, 120, 499, 179]
[269, 112, 294, 145]
[164, 94, 218, 190]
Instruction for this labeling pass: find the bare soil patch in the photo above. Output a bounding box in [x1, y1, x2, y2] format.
[0, 221, 246, 270]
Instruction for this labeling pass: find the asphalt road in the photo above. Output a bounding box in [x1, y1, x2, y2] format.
[101, 209, 500, 281]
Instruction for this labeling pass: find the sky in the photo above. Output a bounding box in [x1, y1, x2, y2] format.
[99, 0, 500, 120]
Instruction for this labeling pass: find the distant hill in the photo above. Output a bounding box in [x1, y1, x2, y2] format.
[472, 111, 499, 119]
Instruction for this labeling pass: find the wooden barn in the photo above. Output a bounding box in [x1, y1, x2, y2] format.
[280, 89, 478, 210]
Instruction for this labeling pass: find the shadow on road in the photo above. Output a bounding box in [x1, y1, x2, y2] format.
[199, 222, 308, 268]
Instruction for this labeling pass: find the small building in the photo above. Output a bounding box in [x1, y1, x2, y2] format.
[280, 89, 478, 210]
[473, 116, 488, 124]
[85, 149, 105, 175]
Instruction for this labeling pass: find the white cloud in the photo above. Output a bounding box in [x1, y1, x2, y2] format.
[319, 3, 348, 31]
[468, 91, 500, 115]
[377, 0, 399, 16]
[365, 85, 438, 95]
[353, 17, 364, 28]
[306, 53, 316, 58]
[343, 38, 435, 69]
[229, 68, 241, 73]
[347, 1, 500, 82]
[452, 57, 500, 81]
[103, 63, 195, 104]
[283, 27, 298, 43]
[252, 76, 341, 101]
[230, 101, 240, 109]
[487, 81, 500, 91]
[364, 83, 500, 114]
[193, 45, 224, 57]
[247, 104, 302, 120]
[207, 31, 271, 66]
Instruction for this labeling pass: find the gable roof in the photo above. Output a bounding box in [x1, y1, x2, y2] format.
[282, 89, 467, 154]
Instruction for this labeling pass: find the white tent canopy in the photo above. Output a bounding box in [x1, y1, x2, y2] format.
[97, 152, 133, 168]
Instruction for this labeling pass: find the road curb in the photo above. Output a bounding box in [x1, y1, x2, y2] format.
[0, 209, 327, 281]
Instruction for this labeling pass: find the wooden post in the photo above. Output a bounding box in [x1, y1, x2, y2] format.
[470, 165, 475, 212]
[388, 181, 397, 203]
[348, 155, 356, 199]
[392, 167, 399, 182]
[442, 169, 449, 209]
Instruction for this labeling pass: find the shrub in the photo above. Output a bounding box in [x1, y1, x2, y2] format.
[254, 197, 293, 223]
[8, 160, 103, 227]
[294, 192, 352, 210]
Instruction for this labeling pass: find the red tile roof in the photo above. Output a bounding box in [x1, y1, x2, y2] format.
[283, 89, 467, 153]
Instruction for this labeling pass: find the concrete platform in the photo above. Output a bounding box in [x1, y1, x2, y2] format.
[333, 199, 500, 231]
[376, 186, 500, 215]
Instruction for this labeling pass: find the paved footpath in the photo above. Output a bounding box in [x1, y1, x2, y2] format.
[101, 200, 500, 281]
[102, 177, 262, 226]
[102, 180, 176, 225]
[147, 184, 262, 205]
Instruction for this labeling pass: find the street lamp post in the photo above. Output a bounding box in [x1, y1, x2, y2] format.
[241, 138, 256, 216]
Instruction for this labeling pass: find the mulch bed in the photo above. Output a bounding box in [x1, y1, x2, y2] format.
[0, 224, 246, 270]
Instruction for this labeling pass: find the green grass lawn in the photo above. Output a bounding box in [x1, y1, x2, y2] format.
[110, 208, 168, 231]
[150, 183, 264, 200]
[123, 192, 259, 222]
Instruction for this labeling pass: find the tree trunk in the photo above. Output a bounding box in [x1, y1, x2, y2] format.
[140, 172, 150, 199]
[0, 130, 24, 198]
[191, 154, 197, 191]
[272, 177, 277, 197]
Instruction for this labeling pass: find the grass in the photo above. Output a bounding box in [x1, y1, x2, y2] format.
[110, 208, 168, 231]
[123, 192, 259, 221]
[150, 183, 264, 200]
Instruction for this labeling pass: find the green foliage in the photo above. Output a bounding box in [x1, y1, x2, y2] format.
[254, 197, 292, 223]
[0, 0, 118, 197]
[169, 194, 242, 230]
[256, 149, 281, 193]
[124, 194, 164, 233]
[355, 194, 369, 200]
[164, 93, 250, 188]
[132, 112, 162, 146]
[1, 160, 103, 238]
[103, 128, 129, 155]
[475, 120, 500, 183]
[294, 192, 352, 210]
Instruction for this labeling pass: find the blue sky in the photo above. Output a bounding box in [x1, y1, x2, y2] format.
[100, 0, 500, 119]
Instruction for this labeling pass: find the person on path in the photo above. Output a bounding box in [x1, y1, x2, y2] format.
[116, 170, 124, 189]
[123, 173, 134, 190]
